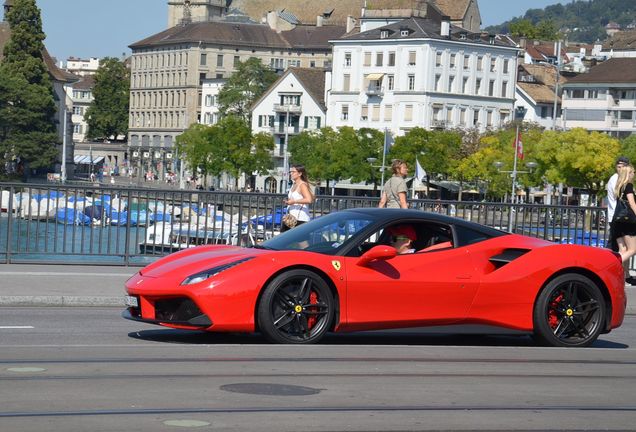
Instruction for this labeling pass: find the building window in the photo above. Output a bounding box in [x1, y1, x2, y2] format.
[376, 52, 383, 66]
[464, 55, 470, 70]
[400, 29, 409, 37]
[408, 74, 415, 91]
[570, 89, 584, 98]
[490, 57, 496, 72]
[205, 95, 213, 106]
[73, 124, 82, 134]
[200, 53, 207, 66]
[463, 77, 469, 94]
[477, 56, 483, 71]
[473, 109, 480, 126]
[363, 52, 371, 67]
[217, 54, 223, 67]
[450, 53, 456, 68]
[476, 78, 482, 95]
[304, 116, 321, 129]
[487, 111, 493, 127]
[540, 106, 548, 118]
[446, 107, 453, 123]
[404, 104, 413, 122]
[310, 61, 316, 68]
[503, 59, 509, 74]
[408, 51, 416, 66]
[380, 30, 389, 39]
[73, 107, 83, 115]
[343, 74, 350, 92]
[501, 81, 508, 97]
[489, 80, 495, 96]
[341, 105, 349, 120]
[233, 55, 240, 67]
[361, 105, 368, 121]
[270, 58, 284, 70]
[387, 74, 394, 91]
[388, 51, 395, 66]
[435, 74, 442, 92]
[436, 51, 442, 67]
[345, 52, 352, 67]
[372, 105, 380, 121]
[460, 108, 466, 125]
[448, 76, 454, 93]
[385, 104, 393, 121]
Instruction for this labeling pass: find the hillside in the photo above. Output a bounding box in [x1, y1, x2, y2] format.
[485, 0, 636, 43]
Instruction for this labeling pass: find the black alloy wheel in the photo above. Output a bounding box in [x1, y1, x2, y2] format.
[258, 270, 334, 344]
[533, 273, 606, 347]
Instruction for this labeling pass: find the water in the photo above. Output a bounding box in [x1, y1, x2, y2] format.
[0, 214, 155, 265]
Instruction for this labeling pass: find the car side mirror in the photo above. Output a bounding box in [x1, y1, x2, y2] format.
[357, 245, 397, 266]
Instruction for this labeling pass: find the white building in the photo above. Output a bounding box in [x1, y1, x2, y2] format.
[66, 75, 95, 143]
[326, 13, 519, 136]
[250, 67, 328, 192]
[200, 78, 225, 126]
[515, 64, 563, 130]
[562, 57, 636, 138]
[65, 57, 100, 76]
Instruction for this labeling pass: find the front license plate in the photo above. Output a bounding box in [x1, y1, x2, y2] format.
[124, 295, 139, 308]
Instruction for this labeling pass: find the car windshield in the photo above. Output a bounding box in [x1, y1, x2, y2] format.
[260, 211, 375, 255]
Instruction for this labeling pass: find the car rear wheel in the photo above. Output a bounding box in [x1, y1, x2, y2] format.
[533, 273, 606, 347]
[258, 270, 334, 344]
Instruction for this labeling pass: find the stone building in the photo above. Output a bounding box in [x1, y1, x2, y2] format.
[128, 4, 346, 178]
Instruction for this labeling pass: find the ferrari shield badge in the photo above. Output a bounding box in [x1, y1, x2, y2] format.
[331, 260, 341, 271]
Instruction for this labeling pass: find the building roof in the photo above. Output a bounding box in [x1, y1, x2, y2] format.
[517, 82, 559, 104]
[565, 58, 636, 84]
[0, 22, 78, 83]
[519, 63, 565, 88]
[338, 15, 511, 47]
[251, 67, 327, 112]
[130, 20, 346, 50]
[229, 0, 471, 25]
[72, 74, 96, 90]
[603, 29, 636, 51]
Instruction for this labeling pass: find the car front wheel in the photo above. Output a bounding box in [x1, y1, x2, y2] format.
[533, 273, 606, 347]
[258, 270, 334, 344]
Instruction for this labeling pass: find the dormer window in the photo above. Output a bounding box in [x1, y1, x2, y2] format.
[459, 32, 467, 40]
[401, 29, 409, 37]
[380, 30, 389, 39]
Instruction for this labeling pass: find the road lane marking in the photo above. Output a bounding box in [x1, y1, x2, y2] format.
[0, 326, 34, 329]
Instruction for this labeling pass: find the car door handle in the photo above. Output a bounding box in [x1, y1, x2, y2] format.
[456, 274, 472, 280]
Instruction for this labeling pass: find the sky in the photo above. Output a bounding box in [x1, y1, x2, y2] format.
[0, 0, 576, 63]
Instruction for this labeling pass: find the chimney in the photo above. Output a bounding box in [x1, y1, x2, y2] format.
[440, 15, 451, 39]
[266, 10, 278, 31]
[316, 15, 323, 27]
[519, 37, 527, 49]
[346, 15, 356, 33]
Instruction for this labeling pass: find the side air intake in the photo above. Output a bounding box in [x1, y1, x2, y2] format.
[489, 248, 530, 269]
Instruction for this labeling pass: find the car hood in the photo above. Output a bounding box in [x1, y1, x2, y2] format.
[140, 245, 272, 278]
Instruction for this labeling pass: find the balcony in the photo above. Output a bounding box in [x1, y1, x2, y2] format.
[365, 87, 384, 97]
[273, 104, 302, 113]
[271, 126, 301, 135]
[432, 119, 448, 129]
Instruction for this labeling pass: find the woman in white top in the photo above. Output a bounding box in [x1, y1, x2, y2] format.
[282, 164, 313, 232]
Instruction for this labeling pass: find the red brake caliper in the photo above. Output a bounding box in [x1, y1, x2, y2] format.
[306, 291, 318, 329]
[548, 293, 564, 329]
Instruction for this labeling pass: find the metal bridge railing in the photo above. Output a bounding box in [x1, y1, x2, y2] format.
[0, 183, 611, 266]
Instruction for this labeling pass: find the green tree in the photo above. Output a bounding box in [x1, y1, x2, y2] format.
[217, 57, 278, 122]
[176, 116, 273, 188]
[535, 128, 620, 198]
[85, 57, 130, 140]
[509, 19, 538, 38]
[0, 0, 58, 176]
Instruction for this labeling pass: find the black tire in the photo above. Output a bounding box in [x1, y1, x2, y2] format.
[258, 270, 334, 344]
[533, 273, 606, 347]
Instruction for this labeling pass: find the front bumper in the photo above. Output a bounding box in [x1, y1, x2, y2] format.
[123, 295, 212, 329]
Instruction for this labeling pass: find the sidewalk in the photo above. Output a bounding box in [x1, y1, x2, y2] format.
[0, 263, 635, 314]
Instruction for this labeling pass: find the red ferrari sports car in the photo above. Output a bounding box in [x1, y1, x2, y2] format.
[123, 208, 626, 347]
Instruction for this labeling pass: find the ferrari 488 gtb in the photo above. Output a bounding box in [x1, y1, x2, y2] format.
[124, 209, 625, 347]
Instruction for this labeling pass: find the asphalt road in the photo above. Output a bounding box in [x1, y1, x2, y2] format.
[1, 307, 635, 432]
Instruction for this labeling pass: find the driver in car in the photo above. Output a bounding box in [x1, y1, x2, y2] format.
[387, 225, 417, 254]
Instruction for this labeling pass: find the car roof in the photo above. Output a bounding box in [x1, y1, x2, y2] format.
[343, 208, 508, 237]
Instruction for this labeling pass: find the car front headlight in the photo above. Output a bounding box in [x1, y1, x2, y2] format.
[181, 257, 254, 285]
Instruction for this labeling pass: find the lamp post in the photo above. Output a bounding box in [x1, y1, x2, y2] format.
[367, 157, 380, 194]
[495, 160, 537, 232]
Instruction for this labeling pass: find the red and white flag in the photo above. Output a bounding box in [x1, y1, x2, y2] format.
[514, 131, 524, 160]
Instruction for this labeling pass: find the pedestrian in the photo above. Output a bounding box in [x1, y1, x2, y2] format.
[607, 156, 629, 252]
[378, 159, 409, 209]
[612, 164, 636, 285]
[281, 164, 314, 232]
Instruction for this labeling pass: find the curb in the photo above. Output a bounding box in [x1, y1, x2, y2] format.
[0, 296, 124, 307]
